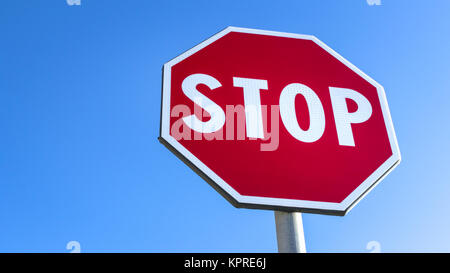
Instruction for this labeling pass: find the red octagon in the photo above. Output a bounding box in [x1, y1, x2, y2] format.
[159, 27, 400, 215]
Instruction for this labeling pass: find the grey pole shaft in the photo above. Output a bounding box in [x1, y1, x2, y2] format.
[274, 211, 306, 253]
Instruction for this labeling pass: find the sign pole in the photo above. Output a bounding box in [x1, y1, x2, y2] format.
[274, 211, 306, 253]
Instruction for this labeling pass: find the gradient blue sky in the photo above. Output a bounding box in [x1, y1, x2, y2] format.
[1, 0, 449, 252]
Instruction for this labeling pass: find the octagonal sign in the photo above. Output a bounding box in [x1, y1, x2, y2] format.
[159, 27, 401, 216]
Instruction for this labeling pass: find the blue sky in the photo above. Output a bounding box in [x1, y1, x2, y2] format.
[0, 0, 449, 252]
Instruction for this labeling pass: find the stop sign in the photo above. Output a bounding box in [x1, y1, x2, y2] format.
[159, 27, 400, 216]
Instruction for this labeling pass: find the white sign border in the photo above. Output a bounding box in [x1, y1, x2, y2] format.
[159, 26, 401, 216]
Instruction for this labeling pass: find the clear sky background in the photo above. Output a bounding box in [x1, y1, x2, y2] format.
[0, 0, 449, 252]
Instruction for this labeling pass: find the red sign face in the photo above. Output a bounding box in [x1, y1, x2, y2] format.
[159, 27, 401, 215]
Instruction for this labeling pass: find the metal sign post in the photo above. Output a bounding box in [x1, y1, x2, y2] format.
[274, 211, 306, 253]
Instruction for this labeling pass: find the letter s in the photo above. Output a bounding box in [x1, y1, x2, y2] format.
[182, 74, 225, 134]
